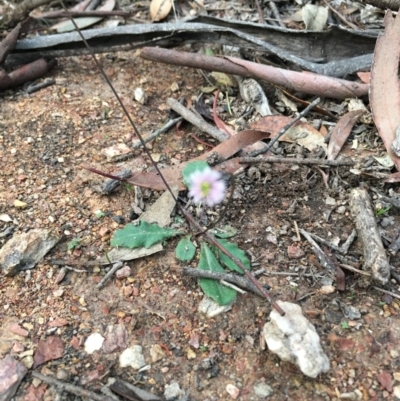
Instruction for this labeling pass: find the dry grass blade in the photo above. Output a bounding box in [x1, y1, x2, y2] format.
[370, 10, 400, 171]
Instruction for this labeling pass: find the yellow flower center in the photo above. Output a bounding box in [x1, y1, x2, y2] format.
[200, 181, 211, 197]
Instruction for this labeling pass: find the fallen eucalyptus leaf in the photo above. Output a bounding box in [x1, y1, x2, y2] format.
[150, 0, 172, 22]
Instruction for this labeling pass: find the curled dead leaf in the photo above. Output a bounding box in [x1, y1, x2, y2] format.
[370, 11, 400, 171]
[150, 0, 172, 22]
[327, 109, 365, 160]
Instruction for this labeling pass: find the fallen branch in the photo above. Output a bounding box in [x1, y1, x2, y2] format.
[0, 58, 56, 91]
[140, 48, 369, 100]
[8, 17, 377, 75]
[349, 188, 391, 284]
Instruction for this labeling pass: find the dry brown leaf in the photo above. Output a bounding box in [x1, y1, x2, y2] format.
[251, 116, 326, 152]
[150, 0, 172, 22]
[327, 109, 365, 160]
[370, 11, 400, 171]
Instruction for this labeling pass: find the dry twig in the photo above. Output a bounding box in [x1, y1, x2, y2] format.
[239, 156, 354, 166]
[31, 372, 111, 401]
[167, 98, 229, 142]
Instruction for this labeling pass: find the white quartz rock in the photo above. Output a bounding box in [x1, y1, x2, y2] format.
[263, 301, 329, 378]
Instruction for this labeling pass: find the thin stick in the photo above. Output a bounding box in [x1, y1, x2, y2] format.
[293, 221, 300, 242]
[131, 116, 183, 149]
[254, 0, 265, 23]
[182, 267, 270, 297]
[220, 280, 247, 294]
[373, 286, 400, 301]
[339, 263, 371, 276]
[322, 0, 358, 30]
[51, 259, 101, 267]
[26, 78, 55, 94]
[247, 97, 321, 158]
[31, 372, 110, 401]
[97, 262, 123, 289]
[35, 10, 135, 18]
[269, 1, 286, 28]
[167, 98, 229, 143]
[239, 156, 354, 166]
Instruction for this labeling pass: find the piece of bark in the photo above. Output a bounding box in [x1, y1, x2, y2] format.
[7, 16, 377, 76]
[141, 48, 368, 100]
[349, 188, 390, 284]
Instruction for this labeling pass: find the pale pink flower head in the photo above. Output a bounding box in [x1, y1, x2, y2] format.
[188, 167, 226, 207]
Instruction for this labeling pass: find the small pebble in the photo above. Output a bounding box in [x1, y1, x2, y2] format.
[119, 345, 146, 369]
[254, 381, 274, 398]
[84, 333, 104, 354]
[56, 368, 69, 380]
[226, 383, 240, 399]
[116, 266, 131, 279]
[164, 382, 183, 400]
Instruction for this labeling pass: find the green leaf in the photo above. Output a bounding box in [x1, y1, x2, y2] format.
[176, 237, 196, 261]
[68, 237, 81, 250]
[111, 221, 179, 249]
[182, 161, 209, 188]
[212, 239, 250, 274]
[198, 243, 237, 305]
[211, 225, 237, 239]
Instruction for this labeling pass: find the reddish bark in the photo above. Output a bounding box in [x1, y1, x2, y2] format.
[140, 47, 369, 100]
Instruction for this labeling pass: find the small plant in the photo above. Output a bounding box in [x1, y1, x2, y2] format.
[122, 182, 134, 192]
[110, 161, 250, 306]
[68, 237, 81, 250]
[340, 321, 349, 329]
[375, 205, 391, 217]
